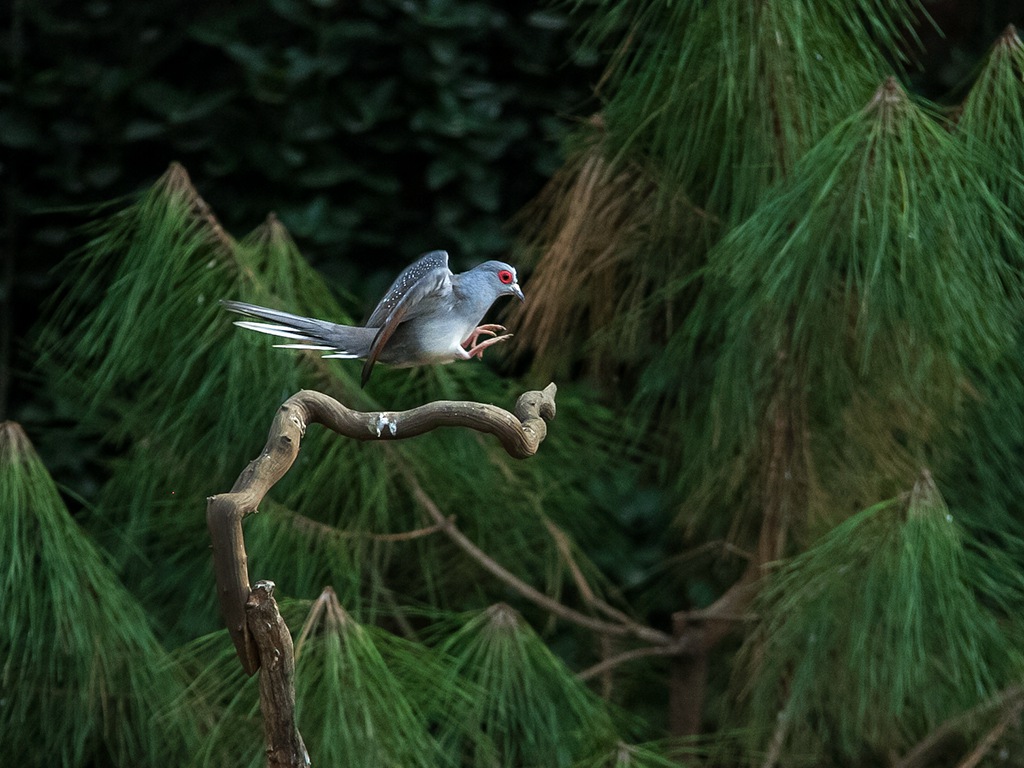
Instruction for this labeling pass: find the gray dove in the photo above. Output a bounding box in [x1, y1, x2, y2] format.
[222, 250, 524, 386]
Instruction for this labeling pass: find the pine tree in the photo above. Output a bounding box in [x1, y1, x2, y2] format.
[15, 2, 1024, 767]
[509, 0, 1024, 764]
[0, 421, 200, 766]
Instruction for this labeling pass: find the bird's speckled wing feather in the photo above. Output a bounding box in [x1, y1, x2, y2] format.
[362, 250, 453, 385]
[365, 250, 451, 328]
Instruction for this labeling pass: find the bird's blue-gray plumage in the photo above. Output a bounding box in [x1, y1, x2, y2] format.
[221, 250, 524, 386]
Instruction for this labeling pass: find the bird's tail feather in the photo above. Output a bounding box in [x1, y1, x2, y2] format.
[221, 300, 374, 359]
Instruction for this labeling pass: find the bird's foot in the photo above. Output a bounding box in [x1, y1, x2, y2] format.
[462, 324, 506, 350]
[464, 332, 513, 360]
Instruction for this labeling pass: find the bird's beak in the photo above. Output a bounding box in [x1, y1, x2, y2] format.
[512, 283, 525, 302]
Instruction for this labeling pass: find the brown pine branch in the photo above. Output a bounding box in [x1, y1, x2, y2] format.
[400, 466, 675, 646]
[955, 695, 1023, 768]
[578, 643, 690, 681]
[285, 506, 455, 543]
[542, 517, 637, 626]
[895, 685, 1024, 768]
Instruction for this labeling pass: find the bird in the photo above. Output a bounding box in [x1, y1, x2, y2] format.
[221, 250, 525, 386]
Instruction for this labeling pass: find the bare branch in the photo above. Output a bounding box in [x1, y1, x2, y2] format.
[955, 695, 1023, 768]
[207, 384, 558, 674]
[287, 507, 455, 543]
[246, 581, 308, 768]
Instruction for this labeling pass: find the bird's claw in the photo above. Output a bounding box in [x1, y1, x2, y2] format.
[462, 324, 506, 350]
[464, 332, 513, 360]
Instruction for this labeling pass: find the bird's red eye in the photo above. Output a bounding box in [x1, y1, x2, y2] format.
[498, 269, 514, 285]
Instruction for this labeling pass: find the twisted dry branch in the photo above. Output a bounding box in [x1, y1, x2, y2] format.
[206, 384, 558, 674]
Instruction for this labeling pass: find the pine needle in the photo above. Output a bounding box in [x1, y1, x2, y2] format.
[958, 25, 1024, 216]
[428, 603, 621, 766]
[290, 588, 442, 767]
[0, 421, 199, 766]
[508, 119, 706, 384]
[735, 471, 1024, 761]
[579, 0, 928, 223]
[650, 77, 1023, 538]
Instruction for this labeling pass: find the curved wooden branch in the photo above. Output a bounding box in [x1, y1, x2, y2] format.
[206, 384, 558, 674]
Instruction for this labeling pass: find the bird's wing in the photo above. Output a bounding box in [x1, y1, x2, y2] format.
[365, 250, 451, 327]
[362, 251, 452, 386]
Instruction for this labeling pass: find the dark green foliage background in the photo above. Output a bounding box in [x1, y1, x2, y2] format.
[4, 0, 595, 258]
[1, 0, 598, 429]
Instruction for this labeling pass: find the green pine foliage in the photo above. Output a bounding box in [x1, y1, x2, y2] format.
[289, 589, 443, 768]
[580, 0, 926, 224]
[179, 591, 443, 767]
[653, 76, 1023, 537]
[712, 78, 1016, 379]
[945, 25, 1024, 559]
[516, 1, 1024, 764]
[736, 472, 1024, 762]
[36, 164, 335, 638]
[429, 603, 621, 767]
[174, 627, 263, 767]
[39, 165, 310, 480]
[957, 25, 1024, 211]
[181, 594, 629, 767]
[0, 421, 199, 767]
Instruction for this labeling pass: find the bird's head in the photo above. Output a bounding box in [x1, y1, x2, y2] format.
[474, 260, 525, 302]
